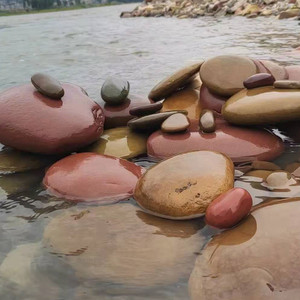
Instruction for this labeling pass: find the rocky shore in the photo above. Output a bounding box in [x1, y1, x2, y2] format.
[121, 0, 300, 19]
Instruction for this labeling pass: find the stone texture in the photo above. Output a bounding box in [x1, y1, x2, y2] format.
[274, 80, 300, 89]
[260, 60, 288, 80]
[43, 153, 143, 203]
[189, 198, 300, 300]
[161, 113, 190, 133]
[262, 170, 296, 189]
[243, 73, 275, 89]
[129, 102, 163, 117]
[278, 8, 300, 19]
[148, 62, 203, 101]
[0, 83, 104, 154]
[83, 127, 147, 159]
[251, 160, 280, 171]
[199, 85, 228, 113]
[200, 55, 257, 96]
[199, 109, 216, 133]
[286, 65, 300, 80]
[134, 151, 234, 219]
[223, 86, 300, 125]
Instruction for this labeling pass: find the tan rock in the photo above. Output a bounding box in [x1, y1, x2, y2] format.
[278, 8, 300, 19]
[260, 60, 288, 80]
[161, 113, 190, 133]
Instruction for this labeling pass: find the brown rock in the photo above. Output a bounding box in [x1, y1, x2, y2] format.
[243, 73, 275, 89]
[129, 102, 163, 117]
[161, 113, 190, 133]
[274, 80, 300, 89]
[278, 9, 300, 19]
[251, 160, 280, 171]
[200, 85, 228, 113]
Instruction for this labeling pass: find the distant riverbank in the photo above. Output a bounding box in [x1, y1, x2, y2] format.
[0, 3, 116, 17]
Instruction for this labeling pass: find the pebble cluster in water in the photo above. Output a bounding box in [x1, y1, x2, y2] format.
[1, 55, 300, 298]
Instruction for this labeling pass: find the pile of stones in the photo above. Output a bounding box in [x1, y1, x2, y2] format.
[120, 0, 300, 19]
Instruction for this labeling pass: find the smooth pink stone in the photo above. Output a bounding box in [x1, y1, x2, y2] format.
[252, 59, 269, 73]
[200, 85, 228, 114]
[205, 188, 253, 229]
[43, 153, 143, 202]
[147, 125, 284, 163]
[0, 83, 104, 154]
[286, 65, 300, 80]
[99, 94, 151, 129]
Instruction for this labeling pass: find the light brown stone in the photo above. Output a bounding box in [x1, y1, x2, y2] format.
[161, 113, 190, 133]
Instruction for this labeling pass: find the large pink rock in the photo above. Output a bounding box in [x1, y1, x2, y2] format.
[286, 65, 300, 80]
[43, 153, 143, 202]
[147, 124, 284, 163]
[0, 83, 104, 154]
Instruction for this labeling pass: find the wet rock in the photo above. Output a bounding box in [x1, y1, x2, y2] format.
[205, 188, 252, 229]
[147, 124, 284, 163]
[252, 59, 269, 73]
[101, 77, 130, 105]
[286, 65, 300, 80]
[262, 170, 296, 189]
[83, 127, 147, 159]
[134, 151, 234, 219]
[161, 113, 190, 133]
[199, 109, 216, 133]
[128, 110, 187, 133]
[200, 55, 257, 96]
[189, 198, 300, 300]
[251, 160, 280, 171]
[222, 86, 300, 125]
[274, 80, 300, 89]
[0, 83, 104, 154]
[244, 169, 273, 180]
[161, 85, 201, 120]
[129, 102, 163, 117]
[199, 85, 228, 113]
[43, 153, 143, 203]
[148, 62, 203, 101]
[238, 4, 261, 15]
[99, 94, 151, 129]
[43, 203, 204, 286]
[260, 60, 288, 80]
[243, 73, 275, 89]
[285, 162, 300, 177]
[31, 73, 64, 99]
[279, 8, 300, 19]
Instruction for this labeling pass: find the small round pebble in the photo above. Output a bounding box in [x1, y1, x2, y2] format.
[31, 73, 64, 99]
[199, 109, 216, 133]
[101, 77, 130, 105]
[243, 73, 275, 89]
[274, 80, 300, 89]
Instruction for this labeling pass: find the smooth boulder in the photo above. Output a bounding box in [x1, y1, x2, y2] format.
[222, 86, 300, 125]
[0, 83, 104, 154]
[134, 151, 234, 219]
[205, 188, 253, 229]
[43, 153, 143, 202]
[101, 77, 130, 105]
[200, 56, 257, 96]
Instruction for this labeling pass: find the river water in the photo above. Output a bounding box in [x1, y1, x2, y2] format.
[0, 4, 300, 300]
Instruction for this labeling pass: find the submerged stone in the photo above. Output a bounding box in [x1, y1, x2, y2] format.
[83, 127, 147, 159]
[0, 83, 104, 154]
[134, 151, 234, 219]
[200, 56, 257, 96]
[43, 203, 204, 286]
[147, 124, 283, 163]
[161, 113, 190, 133]
[149, 62, 203, 101]
[189, 198, 300, 300]
[43, 153, 143, 203]
[222, 86, 300, 125]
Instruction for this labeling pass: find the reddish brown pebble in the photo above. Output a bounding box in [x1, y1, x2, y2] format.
[129, 102, 163, 117]
[205, 188, 253, 229]
[200, 85, 228, 113]
[243, 73, 275, 89]
[199, 109, 216, 133]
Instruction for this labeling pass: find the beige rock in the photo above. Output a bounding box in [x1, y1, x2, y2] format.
[161, 113, 190, 133]
[278, 8, 300, 19]
[260, 60, 288, 80]
[274, 80, 300, 89]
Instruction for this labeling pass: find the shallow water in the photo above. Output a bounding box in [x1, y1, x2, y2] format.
[0, 4, 300, 299]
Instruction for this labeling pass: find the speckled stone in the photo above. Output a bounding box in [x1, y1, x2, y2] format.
[134, 151, 234, 219]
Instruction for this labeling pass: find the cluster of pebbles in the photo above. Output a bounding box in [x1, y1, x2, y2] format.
[2, 55, 300, 298]
[121, 0, 300, 19]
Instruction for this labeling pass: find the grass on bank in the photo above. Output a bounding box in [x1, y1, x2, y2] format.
[0, 3, 117, 17]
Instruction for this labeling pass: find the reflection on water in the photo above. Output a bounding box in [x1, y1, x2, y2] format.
[0, 4, 300, 299]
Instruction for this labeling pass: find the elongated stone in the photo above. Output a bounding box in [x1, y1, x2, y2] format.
[31, 73, 64, 99]
[101, 77, 130, 105]
[161, 113, 190, 133]
[274, 80, 300, 89]
[199, 109, 216, 133]
[243, 73, 275, 89]
[129, 102, 163, 117]
[149, 62, 203, 101]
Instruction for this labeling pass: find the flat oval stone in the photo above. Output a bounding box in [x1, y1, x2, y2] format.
[262, 171, 296, 190]
[200, 56, 257, 96]
[199, 109, 216, 133]
[148, 62, 203, 101]
[100, 77, 129, 105]
[243, 73, 275, 89]
[0, 83, 104, 154]
[189, 198, 300, 300]
[0, 145, 58, 174]
[128, 110, 187, 133]
[222, 86, 300, 125]
[286, 65, 300, 80]
[134, 151, 234, 219]
[260, 60, 288, 80]
[274, 80, 300, 89]
[99, 94, 151, 129]
[129, 102, 163, 117]
[161, 113, 190, 133]
[83, 127, 147, 159]
[200, 85, 228, 114]
[43, 203, 204, 286]
[161, 85, 201, 120]
[205, 188, 253, 229]
[43, 153, 143, 203]
[147, 125, 284, 163]
[251, 160, 280, 171]
[31, 73, 64, 99]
